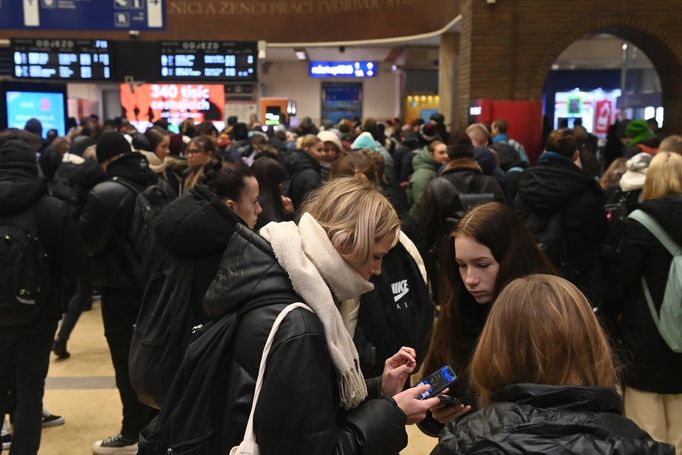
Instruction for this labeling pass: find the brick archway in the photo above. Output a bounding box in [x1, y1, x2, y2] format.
[530, 21, 682, 134]
[458, 0, 682, 136]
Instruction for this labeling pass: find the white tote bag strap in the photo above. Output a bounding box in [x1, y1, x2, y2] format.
[231, 302, 313, 455]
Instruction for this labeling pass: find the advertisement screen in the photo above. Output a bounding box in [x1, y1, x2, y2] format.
[554, 88, 620, 136]
[120, 83, 225, 130]
[6, 91, 66, 137]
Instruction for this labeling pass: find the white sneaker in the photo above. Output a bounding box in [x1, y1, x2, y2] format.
[1, 433, 10, 450]
[41, 408, 65, 427]
[92, 433, 138, 454]
[1, 418, 11, 450]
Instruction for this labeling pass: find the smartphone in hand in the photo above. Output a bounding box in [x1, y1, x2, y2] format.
[438, 394, 462, 407]
[416, 366, 457, 400]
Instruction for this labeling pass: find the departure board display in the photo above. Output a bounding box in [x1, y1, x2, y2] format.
[11, 39, 112, 81]
[160, 41, 257, 81]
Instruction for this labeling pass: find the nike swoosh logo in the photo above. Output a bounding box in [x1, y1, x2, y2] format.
[393, 289, 409, 302]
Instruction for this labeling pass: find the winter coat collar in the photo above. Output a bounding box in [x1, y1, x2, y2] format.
[539, 151, 576, 166]
[413, 147, 439, 172]
[492, 133, 509, 143]
[491, 383, 622, 414]
[154, 184, 240, 259]
[441, 158, 483, 175]
[106, 152, 157, 188]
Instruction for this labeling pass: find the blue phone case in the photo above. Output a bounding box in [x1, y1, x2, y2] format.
[417, 366, 457, 400]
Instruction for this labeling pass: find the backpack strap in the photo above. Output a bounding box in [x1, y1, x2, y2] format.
[234, 302, 313, 453]
[111, 176, 142, 195]
[628, 210, 682, 256]
[627, 209, 681, 335]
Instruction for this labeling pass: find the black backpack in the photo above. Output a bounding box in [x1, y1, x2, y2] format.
[113, 177, 173, 287]
[355, 242, 433, 378]
[129, 255, 196, 409]
[526, 210, 578, 282]
[137, 311, 241, 455]
[0, 207, 51, 327]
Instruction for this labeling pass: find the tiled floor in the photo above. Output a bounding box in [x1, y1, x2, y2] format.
[34, 302, 438, 454]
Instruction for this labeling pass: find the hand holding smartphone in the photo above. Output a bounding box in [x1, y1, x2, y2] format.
[416, 366, 457, 400]
[438, 395, 462, 407]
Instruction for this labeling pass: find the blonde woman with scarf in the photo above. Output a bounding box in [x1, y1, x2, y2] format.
[203, 177, 440, 454]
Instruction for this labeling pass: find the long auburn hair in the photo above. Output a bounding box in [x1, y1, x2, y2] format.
[470, 274, 619, 406]
[420, 202, 556, 379]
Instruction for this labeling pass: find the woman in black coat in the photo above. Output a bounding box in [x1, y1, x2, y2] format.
[611, 151, 682, 452]
[154, 159, 261, 322]
[203, 177, 439, 454]
[433, 275, 673, 455]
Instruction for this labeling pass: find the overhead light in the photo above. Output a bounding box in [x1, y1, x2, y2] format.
[294, 48, 308, 61]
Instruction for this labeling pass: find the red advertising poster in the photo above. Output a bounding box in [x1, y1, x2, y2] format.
[594, 99, 613, 136]
[120, 83, 225, 126]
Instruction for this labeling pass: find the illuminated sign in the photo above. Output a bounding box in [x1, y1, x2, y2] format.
[120, 83, 224, 127]
[469, 106, 482, 116]
[309, 61, 377, 78]
[11, 38, 112, 80]
[160, 41, 257, 81]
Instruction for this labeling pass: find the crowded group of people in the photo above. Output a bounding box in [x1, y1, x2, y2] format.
[0, 110, 680, 455]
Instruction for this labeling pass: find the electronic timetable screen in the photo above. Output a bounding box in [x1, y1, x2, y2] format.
[11, 38, 112, 81]
[159, 41, 257, 81]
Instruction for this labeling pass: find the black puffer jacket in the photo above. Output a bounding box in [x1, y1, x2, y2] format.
[612, 195, 682, 394]
[79, 152, 158, 288]
[285, 150, 322, 210]
[203, 225, 408, 455]
[0, 139, 78, 323]
[49, 157, 106, 215]
[154, 184, 240, 323]
[515, 153, 607, 294]
[433, 384, 674, 454]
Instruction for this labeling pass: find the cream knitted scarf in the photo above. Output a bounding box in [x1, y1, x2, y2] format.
[260, 213, 374, 410]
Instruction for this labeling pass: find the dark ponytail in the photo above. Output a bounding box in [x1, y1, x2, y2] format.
[201, 158, 253, 201]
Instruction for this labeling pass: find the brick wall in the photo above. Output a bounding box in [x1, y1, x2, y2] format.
[456, 0, 682, 134]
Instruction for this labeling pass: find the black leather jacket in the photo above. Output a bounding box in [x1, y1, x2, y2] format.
[203, 225, 408, 455]
[433, 384, 674, 454]
[79, 153, 157, 288]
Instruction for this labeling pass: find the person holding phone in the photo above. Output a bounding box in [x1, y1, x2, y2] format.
[203, 177, 440, 454]
[418, 202, 556, 436]
[432, 275, 674, 454]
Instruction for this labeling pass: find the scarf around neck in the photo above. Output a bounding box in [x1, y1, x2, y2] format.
[259, 213, 373, 409]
